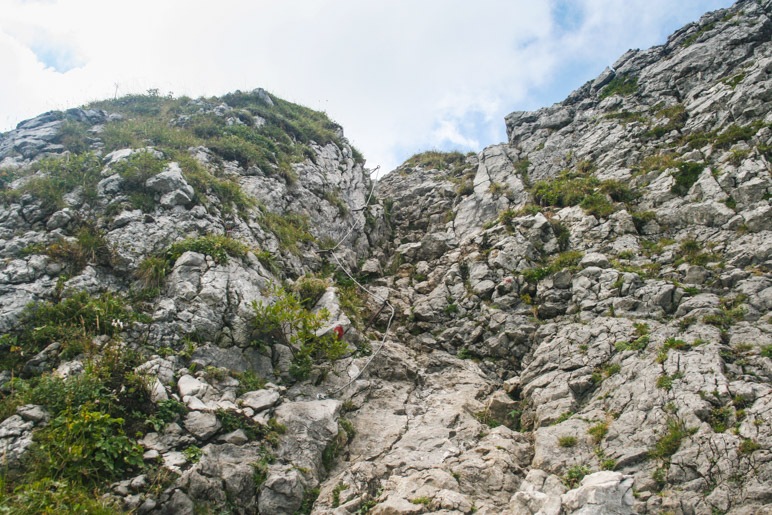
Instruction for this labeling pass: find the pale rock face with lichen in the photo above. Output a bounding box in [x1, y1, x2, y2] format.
[1, 1, 771, 513]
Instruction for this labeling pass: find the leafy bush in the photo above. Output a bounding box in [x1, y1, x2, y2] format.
[34, 407, 144, 484]
[670, 162, 705, 196]
[41, 224, 114, 274]
[522, 250, 584, 284]
[252, 285, 348, 380]
[4, 291, 138, 372]
[0, 478, 120, 514]
[293, 276, 329, 309]
[531, 167, 634, 218]
[146, 399, 187, 432]
[563, 465, 591, 488]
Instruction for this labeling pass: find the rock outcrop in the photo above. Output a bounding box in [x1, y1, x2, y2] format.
[0, 1, 770, 514]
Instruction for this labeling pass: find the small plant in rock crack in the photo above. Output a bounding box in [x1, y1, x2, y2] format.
[563, 465, 591, 488]
[558, 436, 578, 448]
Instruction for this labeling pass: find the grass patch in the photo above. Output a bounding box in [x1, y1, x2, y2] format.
[558, 436, 578, 448]
[260, 210, 315, 254]
[649, 419, 696, 460]
[599, 74, 638, 99]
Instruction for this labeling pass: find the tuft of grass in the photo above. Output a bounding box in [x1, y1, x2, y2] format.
[588, 422, 609, 444]
[558, 436, 578, 448]
[649, 419, 696, 460]
[599, 74, 638, 99]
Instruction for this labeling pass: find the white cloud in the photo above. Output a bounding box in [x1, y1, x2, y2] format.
[0, 0, 735, 173]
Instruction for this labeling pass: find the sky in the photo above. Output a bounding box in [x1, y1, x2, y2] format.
[0, 0, 735, 174]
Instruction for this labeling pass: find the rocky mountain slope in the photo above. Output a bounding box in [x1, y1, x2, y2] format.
[1, 0, 771, 514]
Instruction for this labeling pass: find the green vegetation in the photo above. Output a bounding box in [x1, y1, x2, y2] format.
[649, 419, 696, 460]
[251, 285, 348, 380]
[670, 162, 705, 196]
[682, 121, 766, 151]
[522, 250, 584, 284]
[675, 237, 721, 266]
[558, 436, 578, 448]
[0, 290, 143, 373]
[723, 72, 746, 89]
[403, 150, 467, 171]
[588, 421, 609, 444]
[656, 372, 683, 391]
[599, 74, 639, 99]
[409, 497, 432, 506]
[31, 224, 114, 274]
[0, 153, 102, 208]
[739, 439, 760, 454]
[332, 483, 349, 508]
[615, 323, 650, 352]
[682, 22, 716, 47]
[563, 465, 591, 488]
[530, 165, 635, 218]
[89, 90, 360, 184]
[135, 234, 250, 293]
[293, 276, 329, 309]
[645, 103, 688, 139]
[260, 210, 314, 254]
[296, 488, 321, 515]
[591, 363, 621, 385]
[704, 296, 746, 330]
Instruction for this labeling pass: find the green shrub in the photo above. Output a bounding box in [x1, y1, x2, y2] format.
[56, 120, 91, 154]
[252, 285, 348, 380]
[649, 419, 695, 460]
[530, 167, 634, 218]
[3, 153, 103, 208]
[714, 122, 763, 149]
[146, 399, 187, 432]
[332, 483, 349, 508]
[522, 250, 583, 284]
[0, 478, 121, 514]
[599, 74, 638, 99]
[166, 234, 249, 265]
[296, 488, 321, 515]
[293, 276, 329, 309]
[615, 335, 649, 352]
[563, 465, 591, 488]
[739, 439, 760, 454]
[4, 291, 138, 372]
[670, 162, 705, 196]
[135, 256, 169, 290]
[34, 407, 143, 485]
[761, 345, 772, 359]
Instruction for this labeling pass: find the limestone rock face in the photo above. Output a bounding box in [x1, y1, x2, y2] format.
[1, 2, 771, 514]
